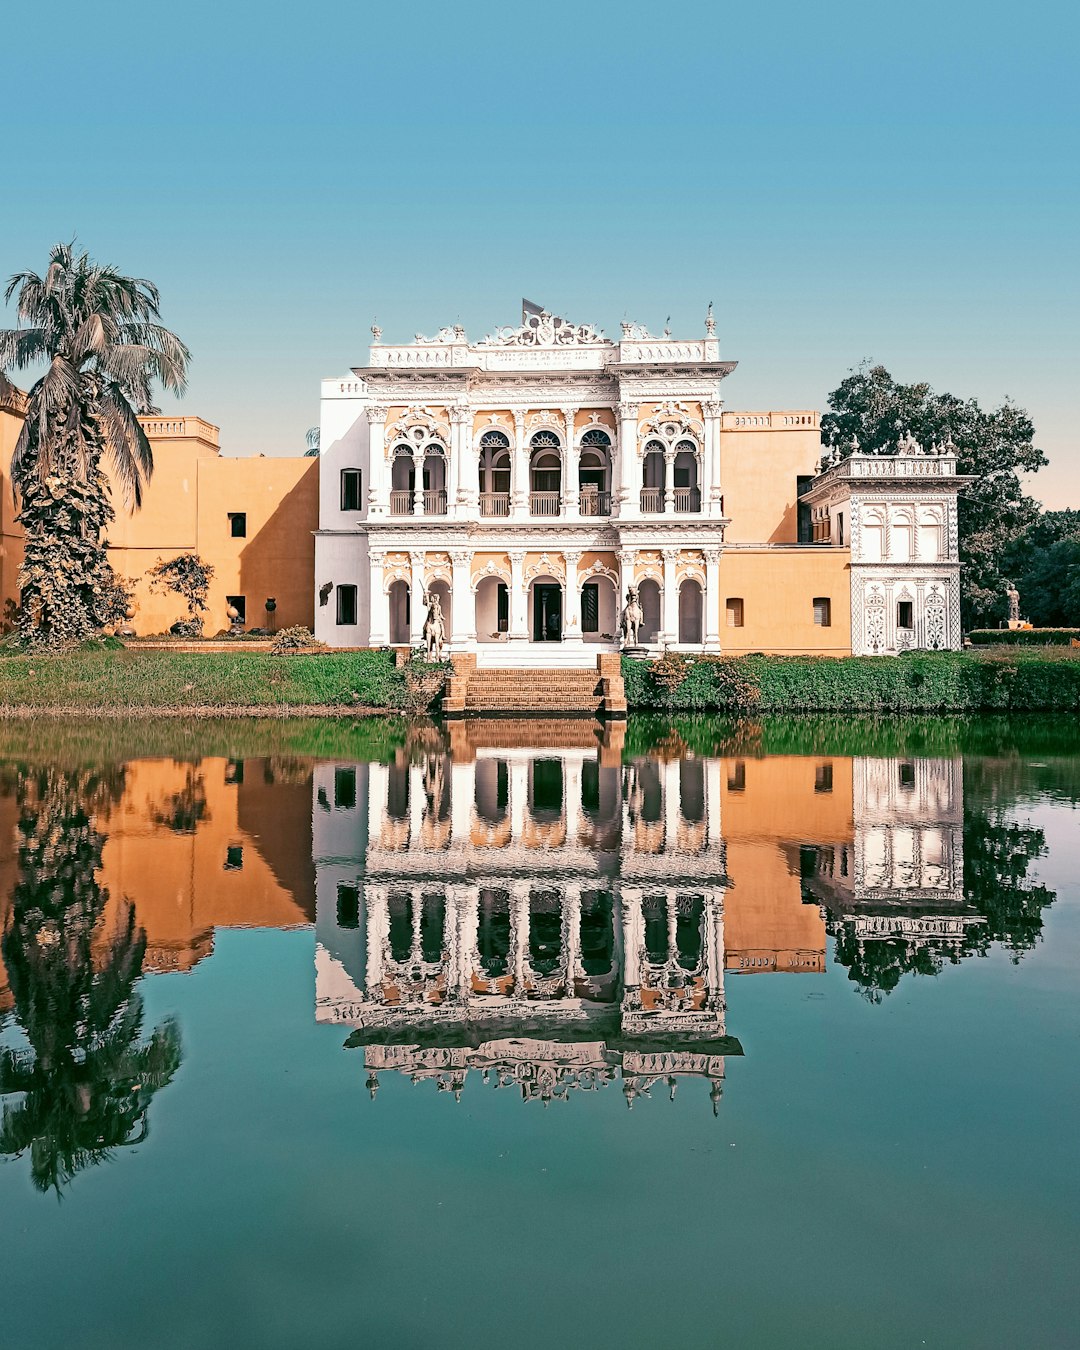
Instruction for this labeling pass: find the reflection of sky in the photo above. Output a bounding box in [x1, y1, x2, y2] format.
[4, 0, 1077, 507]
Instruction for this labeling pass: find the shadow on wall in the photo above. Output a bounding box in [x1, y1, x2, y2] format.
[238, 469, 318, 631]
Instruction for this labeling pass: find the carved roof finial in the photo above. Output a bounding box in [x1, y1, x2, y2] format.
[705, 301, 716, 337]
[371, 320, 382, 343]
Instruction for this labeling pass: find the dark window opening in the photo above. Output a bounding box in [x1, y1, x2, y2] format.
[337, 883, 360, 929]
[813, 597, 832, 627]
[582, 582, 600, 633]
[340, 468, 362, 511]
[224, 845, 244, 871]
[497, 582, 509, 633]
[226, 594, 246, 624]
[334, 767, 356, 810]
[814, 764, 833, 793]
[899, 762, 916, 789]
[229, 512, 247, 538]
[336, 584, 358, 626]
[897, 600, 914, 629]
[728, 761, 746, 792]
[837, 512, 845, 546]
[797, 476, 813, 543]
[225, 758, 244, 785]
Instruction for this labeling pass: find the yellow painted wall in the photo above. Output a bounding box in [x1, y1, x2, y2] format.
[719, 548, 851, 654]
[720, 415, 821, 544]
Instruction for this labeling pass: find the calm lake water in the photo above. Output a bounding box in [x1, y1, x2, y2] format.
[1, 715, 1078, 1350]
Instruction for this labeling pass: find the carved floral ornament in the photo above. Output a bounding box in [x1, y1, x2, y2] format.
[385, 404, 451, 454]
[639, 400, 704, 457]
[479, 309, 608, 348]
[524, 551, 567, 585]
[581, 558, 619, 585]
[470, 556, 512, 590]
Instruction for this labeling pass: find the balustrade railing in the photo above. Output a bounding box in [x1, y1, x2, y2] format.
[389, 490, 414, 515]
[640, 487, 664, 513]
[579, 490, 612, 517]
[423, 490, 448, 515]
[673, 487, 701, 513]
[530, 492, 562, 517]
[479, 492, 511, 517]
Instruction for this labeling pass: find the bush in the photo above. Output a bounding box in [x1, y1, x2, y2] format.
[271, 626, 327, 654]
[968, 628, 1080, 646]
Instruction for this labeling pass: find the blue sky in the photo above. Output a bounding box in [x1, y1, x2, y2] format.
[4, 0, 1078, 505]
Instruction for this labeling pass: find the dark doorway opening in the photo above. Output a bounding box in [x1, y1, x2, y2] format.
[532, 584, 562, 641]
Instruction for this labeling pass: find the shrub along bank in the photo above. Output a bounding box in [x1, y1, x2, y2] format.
[968, 628, 1080, 646]
[622, 650, 1080, 713]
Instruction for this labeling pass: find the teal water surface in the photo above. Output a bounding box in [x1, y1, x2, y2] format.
[1, 716, 1077, 1350]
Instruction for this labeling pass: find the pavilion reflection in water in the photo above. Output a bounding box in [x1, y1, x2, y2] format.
[313, 723, 973, 1107]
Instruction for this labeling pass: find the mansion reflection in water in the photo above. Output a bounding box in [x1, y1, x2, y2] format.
[314, 724, 978, 1107]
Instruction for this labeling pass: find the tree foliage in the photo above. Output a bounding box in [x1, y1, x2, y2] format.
[147, 553, 214, 636]
[1000, 510, 1080, 628]
[0, 242, 189, 648]
[820, 363, 1046, 627]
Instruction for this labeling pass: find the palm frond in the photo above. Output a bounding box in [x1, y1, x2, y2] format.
[99, 386, 154, 508]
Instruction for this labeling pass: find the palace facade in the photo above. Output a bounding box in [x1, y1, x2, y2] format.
[314, 306, 968, 660]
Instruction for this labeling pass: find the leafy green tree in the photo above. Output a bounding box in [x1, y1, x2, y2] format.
[146, 552, 214, 636]
[820, 364, 1047, 628]
[1001, 510, 1080, 627]
[0, 765, 181, 1193]
[0, 242, 189, 648]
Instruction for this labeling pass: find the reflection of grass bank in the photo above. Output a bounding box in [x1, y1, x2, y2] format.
[623, 650, 1080, 714]
[0, 648, 411, 716]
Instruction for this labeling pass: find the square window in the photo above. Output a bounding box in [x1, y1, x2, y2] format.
[814, 764, 833, 793]
[336, 584, 358, 626]
[224, 845, 243, 871]
[229, 512, 247, 538]
[341, 468, 362, 511]
[728, 761, 746, 792]
[813, 597, 831, 627]
[334, 767, 356, 810]
[226, 594, 246, 624]
[899, 763, 916, 789]
[726, 598, 744, 628]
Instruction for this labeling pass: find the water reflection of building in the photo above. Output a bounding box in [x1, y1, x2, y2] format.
[801, 756, 981, 960]
[315, 724, 736, 1108]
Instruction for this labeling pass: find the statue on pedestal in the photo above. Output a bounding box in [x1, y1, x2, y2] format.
[620, 586, 643, 649]
[1006, 580, 1020, 625]
[423, 594, 445, 662]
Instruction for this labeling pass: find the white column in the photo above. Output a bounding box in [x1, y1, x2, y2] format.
[562, 881, 582, 997]
[703, 399, 723, 512]
[562, 407, 578, 518]
[412, 450, 424, 516]
[564, 760, 581, 844]
[450, 405, 472, 515]
[617, 400, 638, 516]
[367, 762, 388, 846]
[450, 760, 475, 843]
[707, 891, 726, 1015]
[563, 550, 582, 646]
[366, 885, 388, 997]
[621, 887, 644, 1001]
[510, 758, 528, 841]
[512, 411, 527, 517]
[366, 406, 388, 517]
[704, 546, 722, 651]
[409, 763, 425, 843]
[706, 758, 723, 848]
[510, 879, 531, 995]
[508, 549, 528, 642]
[619, 550, 635, 639]
[409, 551, 425, 647]
[368, 551, 389, 646]
[661, 548, 678, 646]
[664, 757, 681, 852]
[450, 549, 472, 649]
[663, 448, 676, 514]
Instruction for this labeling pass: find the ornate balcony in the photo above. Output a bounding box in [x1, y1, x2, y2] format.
[579, 489, 611, 517]
[530, 492, 562, 518]
[423, 490, 448, 516]
[479, 492, 511, 518]
[673, 488, 701, 513]
[389, 490, 414, 516]
[640, 487, 663, 513]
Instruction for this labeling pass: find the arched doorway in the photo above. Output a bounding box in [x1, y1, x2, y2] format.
[425, 578, 451, 641]
[578, 428, 612, 516]
[529, 576, 563, 642]
[641, 441, 666, 512]
[679, 578, 703, 644]
[637, 578, 661, 644]
[389, 451, 415, 515]
[581, 574, 617, 643]
[475, 574, 509, 642]
[388, 578, 410, 645]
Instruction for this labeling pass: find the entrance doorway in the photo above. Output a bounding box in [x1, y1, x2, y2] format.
[532, 583, 562, 641]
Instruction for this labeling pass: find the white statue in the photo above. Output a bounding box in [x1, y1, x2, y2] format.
[1005, 580, 1020, 624]
[620, 586, 644, 647]
[423, 594, 446, 662]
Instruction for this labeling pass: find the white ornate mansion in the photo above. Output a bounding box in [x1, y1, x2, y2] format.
[313, 306, 970, 662]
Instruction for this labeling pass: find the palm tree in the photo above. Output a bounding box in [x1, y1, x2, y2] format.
[0, 242, 190, 647]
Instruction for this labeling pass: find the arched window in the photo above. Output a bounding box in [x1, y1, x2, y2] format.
[478, 430, 511, 517]
[672, 441, 700, 512]
[578, 428, 612, 516]
[529, 431, 562, 516]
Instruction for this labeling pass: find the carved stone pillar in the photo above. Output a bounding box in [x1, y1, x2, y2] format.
[704, 546, 722, 651]
[664, 758, 681, 852]
[510, 758, 528, 842]
[409, 551, 425, 646]
[508, 549, 528, 642]
[365, 406, 388, 517]
[512, 411, 527, 517]
[663, 448, 676, 514]
[368, 550, 389, 646]
[562, 408, 578, 518]
[620, 887, 645, 1002]
[412, 450, 424, 516]
[409, 762, 425, 843]
[450, 548, 472, 649]
[703, 399, 723, 511]
[365, 885, 388, 999]
[661, 548, 678, 646]
[617, 400, 639, 516]
[367, 762, 388, 849]
[563, 550, 583, 646]
[564, 760, 582, 844]
[562, 881, 582, 997]
[450, 405, 472, 515]
[510, 879, 531, 996]
[450, 760, 475, 843]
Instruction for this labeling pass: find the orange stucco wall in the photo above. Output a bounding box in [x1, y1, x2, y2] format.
[719, 415, 821, 544]
[0, 408, 318, 634]
[718, 548, 851, 654]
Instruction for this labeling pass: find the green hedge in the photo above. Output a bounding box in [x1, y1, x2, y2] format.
[968, 628, 1080, 646]
[622, 652, 1080, 713]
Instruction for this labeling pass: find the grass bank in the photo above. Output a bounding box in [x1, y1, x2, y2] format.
[622, 649, 1080, 713]
[0, 647, 412, 715]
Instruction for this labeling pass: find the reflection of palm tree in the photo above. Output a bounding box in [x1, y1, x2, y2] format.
[0, 765, 181, 1194]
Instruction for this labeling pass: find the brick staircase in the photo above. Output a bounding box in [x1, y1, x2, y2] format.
[444, 654, 626, 719]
